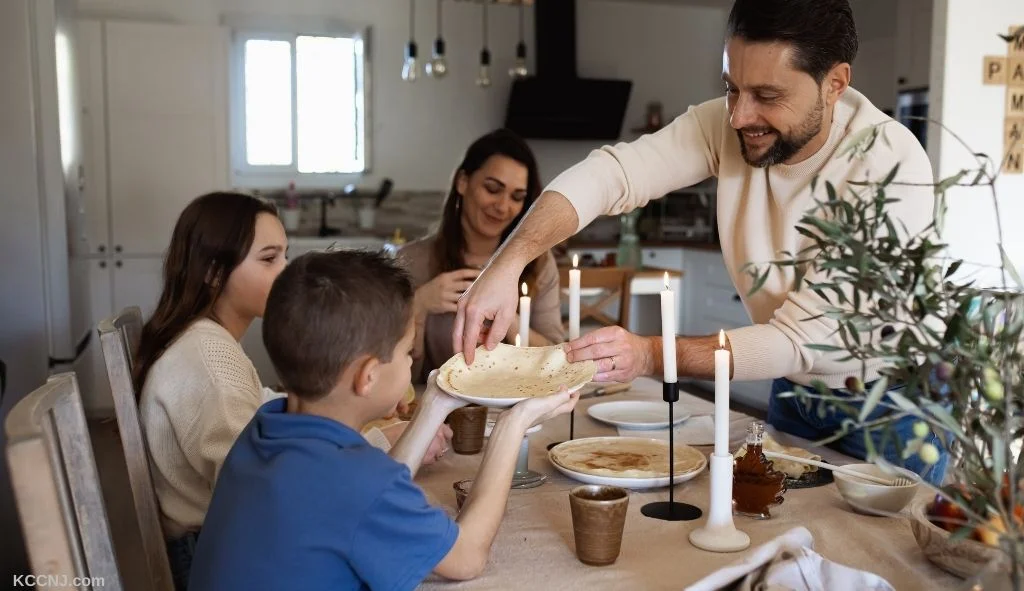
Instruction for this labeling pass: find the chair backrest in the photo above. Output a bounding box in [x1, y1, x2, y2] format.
[559, 266, 635, 329]
[98, 307, 174, 591]
[5, 372, 123, 590]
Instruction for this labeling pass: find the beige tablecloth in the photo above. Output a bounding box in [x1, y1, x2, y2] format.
[414, 378, 959, 590]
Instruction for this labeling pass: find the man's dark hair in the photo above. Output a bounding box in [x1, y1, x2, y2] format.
[263, 250, 414, 400]
[726, 0, 859, 83]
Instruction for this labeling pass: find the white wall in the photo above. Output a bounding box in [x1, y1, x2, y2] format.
[931, 0, 1024, 286]
[0, 0, 46, 579]
[77, 0, 728, 188]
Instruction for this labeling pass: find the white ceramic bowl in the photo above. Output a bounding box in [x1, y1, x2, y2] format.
[833, 463, 920, 516]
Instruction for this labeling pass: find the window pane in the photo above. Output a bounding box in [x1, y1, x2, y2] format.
[296, 36, 357, 173]
[244, 39, 292, 166]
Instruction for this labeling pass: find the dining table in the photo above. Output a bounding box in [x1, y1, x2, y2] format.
[413, 377, 962, 590]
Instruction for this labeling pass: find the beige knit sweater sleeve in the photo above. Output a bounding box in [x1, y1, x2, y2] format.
[545, 100, 723, 232]
[181, 336, 265, 485]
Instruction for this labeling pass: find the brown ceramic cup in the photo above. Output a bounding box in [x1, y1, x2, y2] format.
[568, 485, 630, 566]
[453, 479, 473, 511]
[447, 405, 488, 454]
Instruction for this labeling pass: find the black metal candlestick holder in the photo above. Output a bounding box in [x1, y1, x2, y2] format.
[641, 381, 703, 521]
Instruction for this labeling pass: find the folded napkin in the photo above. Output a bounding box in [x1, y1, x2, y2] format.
[617, 415, 715, 446]
[685, 527, 894, 591]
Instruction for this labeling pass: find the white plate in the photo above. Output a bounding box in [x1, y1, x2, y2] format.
[436, 344, 595, 409]
[440, 380, 589, 409]
[548, 437, 707, 489]
[587, 401, 690, 430]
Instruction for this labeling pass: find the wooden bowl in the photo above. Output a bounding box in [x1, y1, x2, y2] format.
[908, 498, 1008, 578]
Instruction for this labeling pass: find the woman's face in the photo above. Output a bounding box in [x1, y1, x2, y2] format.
[456, 154, 529, 240]
[220, 212, 288, 320]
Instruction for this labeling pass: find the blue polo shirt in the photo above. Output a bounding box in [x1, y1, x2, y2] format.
[189, 398, 458, 591]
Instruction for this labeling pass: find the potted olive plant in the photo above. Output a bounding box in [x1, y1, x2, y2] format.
[744, 56, 1023, 588]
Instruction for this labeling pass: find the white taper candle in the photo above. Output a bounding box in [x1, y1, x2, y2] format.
[569, 255, 581, 341]
[714, 330, 731, 456]
[519, 282, 530, 347]
[660, 273, 678, 383]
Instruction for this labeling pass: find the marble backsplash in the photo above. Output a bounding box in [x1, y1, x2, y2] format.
[259, 189, 447, 242]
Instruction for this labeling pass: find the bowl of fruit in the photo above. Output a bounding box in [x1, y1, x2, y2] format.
[910, 493, 1015, 578]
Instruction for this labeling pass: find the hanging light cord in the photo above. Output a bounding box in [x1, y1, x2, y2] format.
[518, 2, 524, 43]
[482, 2, 489, 49]
[437, 0, 444, 38]
[409, 0, 415, 42]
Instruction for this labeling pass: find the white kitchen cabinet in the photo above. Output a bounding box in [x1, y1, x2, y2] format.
[681, 248, 772, 411]
[77, 19, 110, 256]
[642, 247, 684, 272]
[895, 0, 933, 90]
[80, 258, 114, 412]
[78, 19, 229, 257]
[112, 257, 164, 318]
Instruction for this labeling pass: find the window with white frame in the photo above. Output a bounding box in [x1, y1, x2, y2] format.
[230, 27, 368, 185]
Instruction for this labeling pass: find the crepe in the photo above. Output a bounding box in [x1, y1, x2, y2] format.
[438, 343, 596, 400]
[734, 433, 821, 479]
[550, 438, 706, 479]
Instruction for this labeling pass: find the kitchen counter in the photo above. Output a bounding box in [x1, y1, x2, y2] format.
[566, 239, 721, 252]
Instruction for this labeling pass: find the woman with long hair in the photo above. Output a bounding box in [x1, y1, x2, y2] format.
[398, 129, 564, 382]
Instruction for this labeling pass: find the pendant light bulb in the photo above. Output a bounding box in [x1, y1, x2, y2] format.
[476, 49, 492, 87]
[402, 41, 419, 82]
[401, 0, 418, 82]
[509, 3, 529, 79]
[425, 0, 448, 78]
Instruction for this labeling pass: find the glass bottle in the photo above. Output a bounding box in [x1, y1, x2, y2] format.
[617, 210, 642, 269]
[733, 421, 787, 519]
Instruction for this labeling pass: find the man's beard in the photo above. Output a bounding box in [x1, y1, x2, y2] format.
[737, 95, 825, 168]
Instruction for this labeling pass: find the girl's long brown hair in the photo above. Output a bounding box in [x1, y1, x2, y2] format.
[133, 192, 277, 392]
[433, 128, 545, 290]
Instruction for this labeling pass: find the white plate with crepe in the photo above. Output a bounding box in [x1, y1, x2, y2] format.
[437, 344, 596, 408]
[587, 401, 690, 430]
[548, 437, 707, 489]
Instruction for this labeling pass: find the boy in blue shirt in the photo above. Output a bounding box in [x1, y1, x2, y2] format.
[189, 250, 579, 590]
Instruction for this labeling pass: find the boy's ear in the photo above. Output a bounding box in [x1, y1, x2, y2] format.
[352, 355, 379, 398]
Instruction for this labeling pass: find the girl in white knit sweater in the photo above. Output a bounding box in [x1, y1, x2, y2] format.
[134, 192, 449, 590]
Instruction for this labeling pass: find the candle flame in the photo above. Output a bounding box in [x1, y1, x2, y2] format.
[719, 330, 726, 348]
[572, 254, 579, 268]
[515, 334, 521, 347]
[663, 272, 670, 290]
[521, 282, 528, 296]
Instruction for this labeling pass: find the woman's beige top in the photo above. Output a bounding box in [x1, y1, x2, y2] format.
[397, 236, 565, 383]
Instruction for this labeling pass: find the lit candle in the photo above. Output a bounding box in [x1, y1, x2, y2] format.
[714, 330, 731, 456]
[519, 282, 531, 347]
[569, 255, 581, 341]
[660, 272, 677, 383]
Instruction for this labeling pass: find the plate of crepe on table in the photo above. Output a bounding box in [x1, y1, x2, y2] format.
[735, 433, 833, 488]
[548, 437, 707, 489]
[437, 344, 596, 408]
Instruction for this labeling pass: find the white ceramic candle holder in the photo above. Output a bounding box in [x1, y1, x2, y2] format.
[688, 453, 750, 553]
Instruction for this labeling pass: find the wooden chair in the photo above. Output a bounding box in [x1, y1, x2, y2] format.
[559, 266, 635, 329]
[5, 372, 124, 590]
[97, 306, 174, 591]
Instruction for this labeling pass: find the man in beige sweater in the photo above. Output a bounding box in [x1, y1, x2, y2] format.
[453, 0, 947, 484]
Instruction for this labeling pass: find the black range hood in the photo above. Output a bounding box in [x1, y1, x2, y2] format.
[503, 0, 633, 141]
